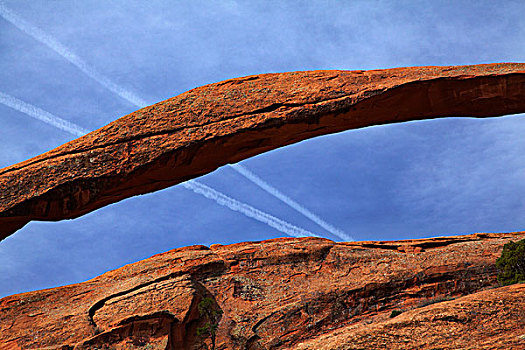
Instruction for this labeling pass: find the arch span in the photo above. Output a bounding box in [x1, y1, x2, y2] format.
[1, 63, 525, 240]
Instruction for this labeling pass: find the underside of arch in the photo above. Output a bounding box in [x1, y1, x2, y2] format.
[1, 63, 525, 240]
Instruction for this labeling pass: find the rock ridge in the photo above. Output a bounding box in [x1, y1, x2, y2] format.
[1, 231, 523, 349]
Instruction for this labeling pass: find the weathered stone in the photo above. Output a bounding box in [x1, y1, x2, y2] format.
[1, 63, 525, 240]
[295, 283, 525, 350]
[1, 232, 523, 349]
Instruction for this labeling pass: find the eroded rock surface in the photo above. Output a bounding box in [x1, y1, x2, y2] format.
[295, 283, 525, 350]
[1, 232, 523, 349]
[1, 63, 525, 239]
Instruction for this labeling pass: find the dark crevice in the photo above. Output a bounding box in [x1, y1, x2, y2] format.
[87, 271, 185, 330]
[88, 259, 227, 332]
[414, 238, 477, 249]
[240, 102, 303, 115]
[435, 315, 468, 324]
[251, 310, 280, 334]
[78, 312, 177, 349]
[116, 311, 178, 326]
[179, 280, 224, 350]
[358, 237, 483, 252]
[359, 243, 401, 251]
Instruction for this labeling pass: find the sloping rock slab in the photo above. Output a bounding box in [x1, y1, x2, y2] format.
[1, 63, 525, 240]
[295, 283, 525, 350]
[0, 231, 523, 349]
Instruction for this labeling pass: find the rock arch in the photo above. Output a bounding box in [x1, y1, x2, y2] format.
[1, 63, 524, 240]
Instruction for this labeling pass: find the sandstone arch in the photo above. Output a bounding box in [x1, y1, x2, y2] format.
[1, 63, 524, 240]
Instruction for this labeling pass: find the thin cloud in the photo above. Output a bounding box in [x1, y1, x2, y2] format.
[231, 163, 353, 241]
[0, 2, 328, 239]
[0, 1, 148, 108]
[0, 91, 89, 137]
[182, 180, 318, 238]
[0, 91, 317, 238]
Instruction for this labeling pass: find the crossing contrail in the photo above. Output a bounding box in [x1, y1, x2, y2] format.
[0, 3, 328, 239]
[230, 163, 353, 241]
[0, 1, 148, 108]
[0, 91, 89, 137]
[0, 94, 316, 238]
[182, 180, 318, 238]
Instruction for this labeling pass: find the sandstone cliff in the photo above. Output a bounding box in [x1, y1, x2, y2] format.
[1, 63, 525, 239]
[1, 232, 524, 349]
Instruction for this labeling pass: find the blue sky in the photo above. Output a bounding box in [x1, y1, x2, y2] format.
[1, 0, 524, 298]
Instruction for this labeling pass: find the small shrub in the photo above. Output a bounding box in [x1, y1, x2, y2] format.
[197, 297, 223, 350]
[496, 239, 525, 286]
[390, 309, 403, 318]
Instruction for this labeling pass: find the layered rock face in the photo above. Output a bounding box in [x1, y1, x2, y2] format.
[1, 232, 524, 349]
[1, 63, 525, 240]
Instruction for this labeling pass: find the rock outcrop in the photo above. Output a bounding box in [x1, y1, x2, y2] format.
[1, 232, 524, 349]
[1, 63, 525, 240]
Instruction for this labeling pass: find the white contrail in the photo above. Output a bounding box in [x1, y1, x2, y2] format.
[0, 3, 328, 239]
[0, 91, 89, 137]
[230, 163, 354, 241]
[0, 2, 148, 108]
[0, 94, 317, 238]
[182, 180, 318, 238]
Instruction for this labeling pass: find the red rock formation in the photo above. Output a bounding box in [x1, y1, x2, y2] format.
[296, 283, 525, 350]
[1, 63, 525, 240]
[1, 232, 523, 349]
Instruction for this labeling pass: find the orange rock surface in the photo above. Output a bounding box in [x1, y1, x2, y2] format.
[1, 63, 525, 240]
[1, 232, 524, 349]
